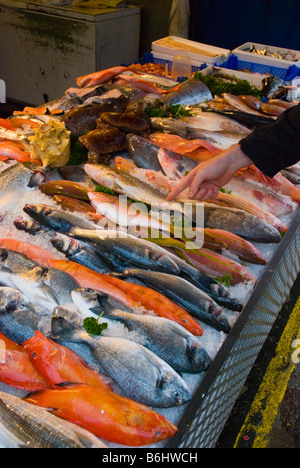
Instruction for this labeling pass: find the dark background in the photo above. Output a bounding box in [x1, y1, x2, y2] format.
[189, 0, 300, 52]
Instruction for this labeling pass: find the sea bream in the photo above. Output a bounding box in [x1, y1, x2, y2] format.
[0, 390, 108, 448]
[51, 307, 192, 408]
[71, 288, 212, 373]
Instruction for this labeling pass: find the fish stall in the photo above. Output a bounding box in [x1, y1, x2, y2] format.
[0, 58, 299, 449]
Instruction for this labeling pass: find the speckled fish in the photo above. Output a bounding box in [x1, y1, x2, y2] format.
[0, 390, 108, 448]
[51, 307, 192, 408]
[115, 268, 231, 333]
[71, 287, 211, 373]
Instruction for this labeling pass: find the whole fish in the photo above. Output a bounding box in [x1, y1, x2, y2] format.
[115, 73, 182, 95]
[51, 233, 110, 273]
[51, 307, 192, 408]
[149, 132, 221, 157]
[222, 93, 270, 117]
[202, 108, 274, 128]
[38, 180, 90, 201]
[182, 110, 253, 134]
[126, 133, 162, 171]
[24, 383, 177, 447]
[157, 147, 198, 180]
[23, 330, 111, 390]
[0, 287, 51, 344]
[162, 78, 212, 106]
[214, 192, 288, 235]
[114, 269, 231, 333]
[0, 390, 107, 448]
[202, 202, 282, 243]
[71, 288, 211, 373]
[68, 227, 181, 275]
[23, 203, 97, 232]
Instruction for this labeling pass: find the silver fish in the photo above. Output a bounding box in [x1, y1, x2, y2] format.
[23, 204, 97, 233]
[0, 286, 51, 344]
[0, 390, 107, 448]
[71, 288, 212, 373]
[126, 134, 162, 172]
[162, 78, 212, 106]
[68, 228, 181, 275]
[51, 307, 192, 407]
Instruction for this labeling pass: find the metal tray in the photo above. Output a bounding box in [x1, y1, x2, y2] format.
[164, 207, 300, 448]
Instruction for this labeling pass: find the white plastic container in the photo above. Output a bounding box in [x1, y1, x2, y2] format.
[152, 36, 230, 66]
[232, 42, 300, 70]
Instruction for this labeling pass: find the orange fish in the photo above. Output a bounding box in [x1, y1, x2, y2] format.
[23, 331, 111, 390]
[0, 238, 61, 268]
[24, 383, 178, 446]
[0, 141, 42, 166]
[48, 259, 203, 336]
[0, 331, 50, 391]
[76, 66, 129, 88]
[149, 132, 221, 157]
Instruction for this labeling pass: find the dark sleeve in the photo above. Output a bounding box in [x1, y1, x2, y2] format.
[239, 103, 300, 177]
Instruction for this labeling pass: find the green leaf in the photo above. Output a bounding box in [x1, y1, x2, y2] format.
[83, 316, 108, 336]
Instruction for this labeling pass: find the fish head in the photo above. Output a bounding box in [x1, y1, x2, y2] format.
[0, 286, 25, 313]
[51, 305, 83, 340]
[51, 233, 79, 256]
[187, 337, 212, 372]
[157, 148, 197, 180]
[71, 287, 100, 310]
[156, 369, 191, 406]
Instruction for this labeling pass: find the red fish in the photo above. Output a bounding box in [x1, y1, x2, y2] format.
[0, 118, 15, 131]
[24, 383, 178, 446]
[0, 141, 42, 166]
[0, 331, 50, 391]
[76, 66, 129, 88]
[23, 331, 111, 390]
[149, 133, 221, 158]
[48, 259, 203, 336]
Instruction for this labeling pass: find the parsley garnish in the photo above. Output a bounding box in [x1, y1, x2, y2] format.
[83, 316, 108, 336]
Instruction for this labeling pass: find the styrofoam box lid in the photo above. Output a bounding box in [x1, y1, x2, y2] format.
[152, 36, 230, 65]
[200, 66, 269, 88]
[233, 42, 300, 69]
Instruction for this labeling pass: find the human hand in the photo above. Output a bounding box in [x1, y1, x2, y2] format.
[167, 144, 253, 201]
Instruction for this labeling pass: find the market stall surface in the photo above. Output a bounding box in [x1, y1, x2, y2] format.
[217, 272, 300, 449]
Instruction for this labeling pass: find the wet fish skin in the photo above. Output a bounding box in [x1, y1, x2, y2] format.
[71, 287, 211, 373]
[51, 307, 192, 407]
[68, 227, 181, 275]
[162, 78, 212, 106]
[23, 204, 97, 233]
[157, 147, 198, 180]
[116, 269, 231, 334]
[58, 165, 98, 189]
[0, 391, 107, 448]
[0, 287, 51, 345]
[126, 133, 162, 171]
[51, 233, 110, 274]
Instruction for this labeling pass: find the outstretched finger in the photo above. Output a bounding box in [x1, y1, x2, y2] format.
[166, 169, 197, 201]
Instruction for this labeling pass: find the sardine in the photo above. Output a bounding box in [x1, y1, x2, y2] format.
[0, 391, 107, 448]
[162, 78, 212, 106]
[51, 307, 192, 407]
[114, 269, 230, 333]
[71, 288, 211, 373]
[68, 228, 181, 274]
[0, 287, 51, 344]
[23, 204, 97, 232]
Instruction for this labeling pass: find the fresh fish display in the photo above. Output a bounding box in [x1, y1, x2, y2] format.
[0, 390, 108, 448]
[58, 165, 98, 189]
[24, 383, 177, 447]
[51, 307, 192, 407]
[157, 147, 198, 180]
[71, 288, 212, 373]
[149, 133, 221, 158]
[182, 109, 253, 134]
[76, 66, 129, 88]
[114, 269, 231, 333]
[38, 180, 90, 201]
[49, 259, 203, 336]
[200, 108, 275, 128]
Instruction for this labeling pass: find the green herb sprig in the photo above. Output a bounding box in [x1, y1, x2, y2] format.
[83, 316, 108, 336]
